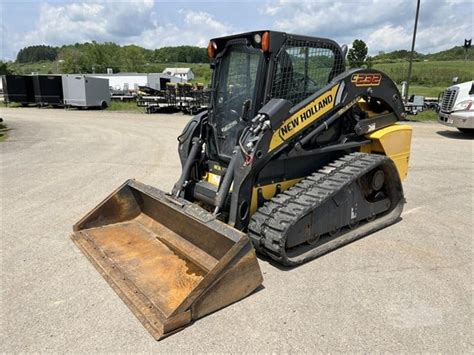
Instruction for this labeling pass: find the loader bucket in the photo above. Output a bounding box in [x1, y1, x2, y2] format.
[71, 179, 263, 340]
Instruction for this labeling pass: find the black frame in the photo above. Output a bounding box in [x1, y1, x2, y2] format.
[208, 39, 267, 161]
[175, 31, 405, 232]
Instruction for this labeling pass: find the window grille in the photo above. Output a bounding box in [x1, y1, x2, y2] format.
[270, 40, 344, 105]
[220, 50, 259, 100]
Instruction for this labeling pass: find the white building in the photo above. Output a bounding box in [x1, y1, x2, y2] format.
[89, 73, 180, 92]
[162, 68, 194, 82]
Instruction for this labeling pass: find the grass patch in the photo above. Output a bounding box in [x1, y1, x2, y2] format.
[107, 100, 143, 113]
[406, 110, 438, 122]
[403, 85, 445, 98]
[2, 102, 23, 108]
[8, 60, 55, 74]
[0, 123, 10, 142]
[9, 59, 472, 90]
[374, 60, 473, 87]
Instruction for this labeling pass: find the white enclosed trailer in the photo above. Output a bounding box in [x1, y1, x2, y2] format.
[62, 75, 111, 109]
[89, 73, 180, 92]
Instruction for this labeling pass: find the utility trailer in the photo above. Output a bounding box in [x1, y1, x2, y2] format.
[136, 87, 172, 113]
[62, 75, 111, 109]
[137, 83, 210, 114]
[32, 75, 64, 106]
[404, 95, 425, 115]
[2, 75, 35, 106]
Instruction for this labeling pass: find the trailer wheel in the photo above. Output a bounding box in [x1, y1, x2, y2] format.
[100, 101, 108, 110]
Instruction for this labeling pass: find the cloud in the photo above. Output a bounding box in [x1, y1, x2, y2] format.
[261, 0, 473, 54]
[2, 0, 472, 60]
[131, 10, 232, 48]
[5, 1, 231, 60]
[366, 25, 411, 52]
[28, 1, 154, 43]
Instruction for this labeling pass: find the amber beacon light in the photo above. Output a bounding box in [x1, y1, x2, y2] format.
[262, 31, 270, 52]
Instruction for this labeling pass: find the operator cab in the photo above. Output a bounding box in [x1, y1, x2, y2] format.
[206, 30, 346, 162]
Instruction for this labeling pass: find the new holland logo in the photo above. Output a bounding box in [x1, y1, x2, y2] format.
[268, 84, 340, 152]
[278, 95, 333, 139]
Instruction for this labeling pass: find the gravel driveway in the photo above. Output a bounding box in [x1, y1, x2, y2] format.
[1, 107, 472, 352]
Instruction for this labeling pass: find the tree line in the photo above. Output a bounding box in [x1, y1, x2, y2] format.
[11, 42, 208, 74]
[17, 45, 58, 63]
[373, 46, 472, 63]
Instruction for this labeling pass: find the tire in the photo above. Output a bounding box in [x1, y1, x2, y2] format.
[100, 101, 108, 110]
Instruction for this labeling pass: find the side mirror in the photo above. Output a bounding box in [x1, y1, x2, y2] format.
[241, 99, 252, 121]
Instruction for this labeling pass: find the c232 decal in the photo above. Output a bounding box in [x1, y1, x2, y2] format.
[351, 73, 382, 87]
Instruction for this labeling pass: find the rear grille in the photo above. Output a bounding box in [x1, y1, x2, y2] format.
[441, 88, 459, 112]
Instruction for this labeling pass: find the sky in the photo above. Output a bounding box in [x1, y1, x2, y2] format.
[1, 0, 473, 61]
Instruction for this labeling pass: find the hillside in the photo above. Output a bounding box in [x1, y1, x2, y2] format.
[7, 60, 213, 84]
[4, 43, 473, 94]
[7, 42, 208, 75]
[425, 46, 470, 61]
[8, 57, 472, 89]
[373, 60, 473, 87]
[373, 46, 472, 63]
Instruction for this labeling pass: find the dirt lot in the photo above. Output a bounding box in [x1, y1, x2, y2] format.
[1, 107, 472, 352]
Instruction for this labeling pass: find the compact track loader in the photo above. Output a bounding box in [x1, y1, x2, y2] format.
[72, 31, 412, 339]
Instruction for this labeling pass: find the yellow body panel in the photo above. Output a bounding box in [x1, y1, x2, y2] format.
[205, 171, 222, 187]
[357, 98, 388, 118]
[360, 123, 412, 181]
[250, 178, 302, 215]
[205, 170, 301, 216]
[268, 84, 340, 152]
[207, 123, 410, 217]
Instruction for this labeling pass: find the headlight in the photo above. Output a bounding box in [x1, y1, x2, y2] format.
[253, 34, 262, 44]
[453, 100, 473, 111]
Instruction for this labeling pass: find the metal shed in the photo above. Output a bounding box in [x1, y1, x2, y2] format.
[2, 75, 35, 105]
[32, 75, 64, 106]
[62, 75, 111, 109]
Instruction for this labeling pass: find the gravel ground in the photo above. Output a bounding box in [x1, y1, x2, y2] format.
[1, 107, 472, 352]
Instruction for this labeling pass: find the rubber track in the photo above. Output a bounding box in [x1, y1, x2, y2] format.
[248, 152, 392, 265]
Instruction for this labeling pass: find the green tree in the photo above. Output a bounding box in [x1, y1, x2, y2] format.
[16, 45, 57, 63]
[58, 47, 88, 73]
[121, 45, 146, 72]
[348, 39, 369, 68]
[152, 46, 207, 63]
[0, 61, 11, 75]
[14, 42, 208, 74]
[365, 56, 374, 68]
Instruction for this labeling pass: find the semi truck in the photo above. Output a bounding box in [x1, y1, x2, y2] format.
[438, 80, 474, 133]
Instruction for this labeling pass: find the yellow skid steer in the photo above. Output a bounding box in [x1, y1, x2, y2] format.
[72, 31, 411, 339]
